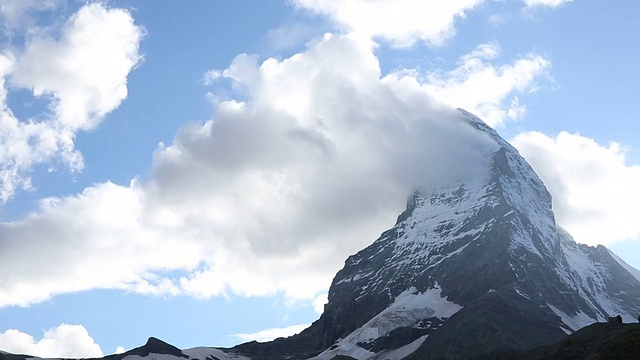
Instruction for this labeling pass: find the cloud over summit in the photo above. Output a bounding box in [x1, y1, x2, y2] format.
[0, 30, 537, 307]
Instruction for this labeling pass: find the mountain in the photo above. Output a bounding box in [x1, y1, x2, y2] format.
[227, 109, 640, 359]
[2, 109, 640, 360]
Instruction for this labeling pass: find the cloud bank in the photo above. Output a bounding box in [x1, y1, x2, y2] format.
[513, 131, 640, 246]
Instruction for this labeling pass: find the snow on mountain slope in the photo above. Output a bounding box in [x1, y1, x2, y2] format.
[547, 304, 595, 334]
[183, 347, 249, 360]
[312, 283, 461, 360]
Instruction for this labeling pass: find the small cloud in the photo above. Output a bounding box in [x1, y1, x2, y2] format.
[460, 42, 501, 62]
[393, 42, 550, 127]
[115, 346, 126, 354]
[231, 324, 310, 343]
[0, 324, 103, 358]
[313, 293, 328, 314]
[523, 0, 573, 8]
[506, 97, 526, 120]
[291, 0, 484, 47]
[203, 69, 222, 85]
[0, 0, 61, 30]
[262, 23, 318, 53]
[488, 14, 504, 26]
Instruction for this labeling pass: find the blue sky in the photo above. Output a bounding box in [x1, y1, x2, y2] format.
[1, 0, 639, 357]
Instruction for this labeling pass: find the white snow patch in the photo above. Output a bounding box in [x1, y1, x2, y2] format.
[313, 342, 375, 360]
[515, 288, 530, 300]
[509, 218, 543, 258]
[559, 326, 572, 335]
[336, 270, 375, 285]
[124, 355, 186, 360]
[311, 284, 461, 360]
[372, 335, 428, 360]
[547, 304, 596, 331]
[183, 347, 250, 360]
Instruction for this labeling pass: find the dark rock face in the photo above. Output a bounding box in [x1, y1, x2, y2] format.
[0, 353, 31, 360]
[404, 291, 568, 360]
[128, 337, 187, 358]
[493, 322, 640, 360]
[101, 337, 188, 360]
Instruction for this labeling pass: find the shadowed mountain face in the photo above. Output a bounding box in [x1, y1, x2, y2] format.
[493, 321, 640, 360]
[3, 110, 639, 360]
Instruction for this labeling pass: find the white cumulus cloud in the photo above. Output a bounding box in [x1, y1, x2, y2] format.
[389, 42, 550, 127]
[0, 3, 143, 202]
[231, 324, 310, 343]
[524, 0, 573, 8]
[0, 324, 103, 358]
[512, 131, 640, 246]
[10, 3, 144, 131]
[291, 0, 485, 47]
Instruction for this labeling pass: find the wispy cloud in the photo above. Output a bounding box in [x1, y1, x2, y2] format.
[523, 0, 573, 8]
[385, 43, 550, 127]
[231, 324, 310, 343]
[0, 0, 61, 31]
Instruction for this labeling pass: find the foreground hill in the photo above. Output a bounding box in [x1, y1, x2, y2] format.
[494, 320, 640, 360]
